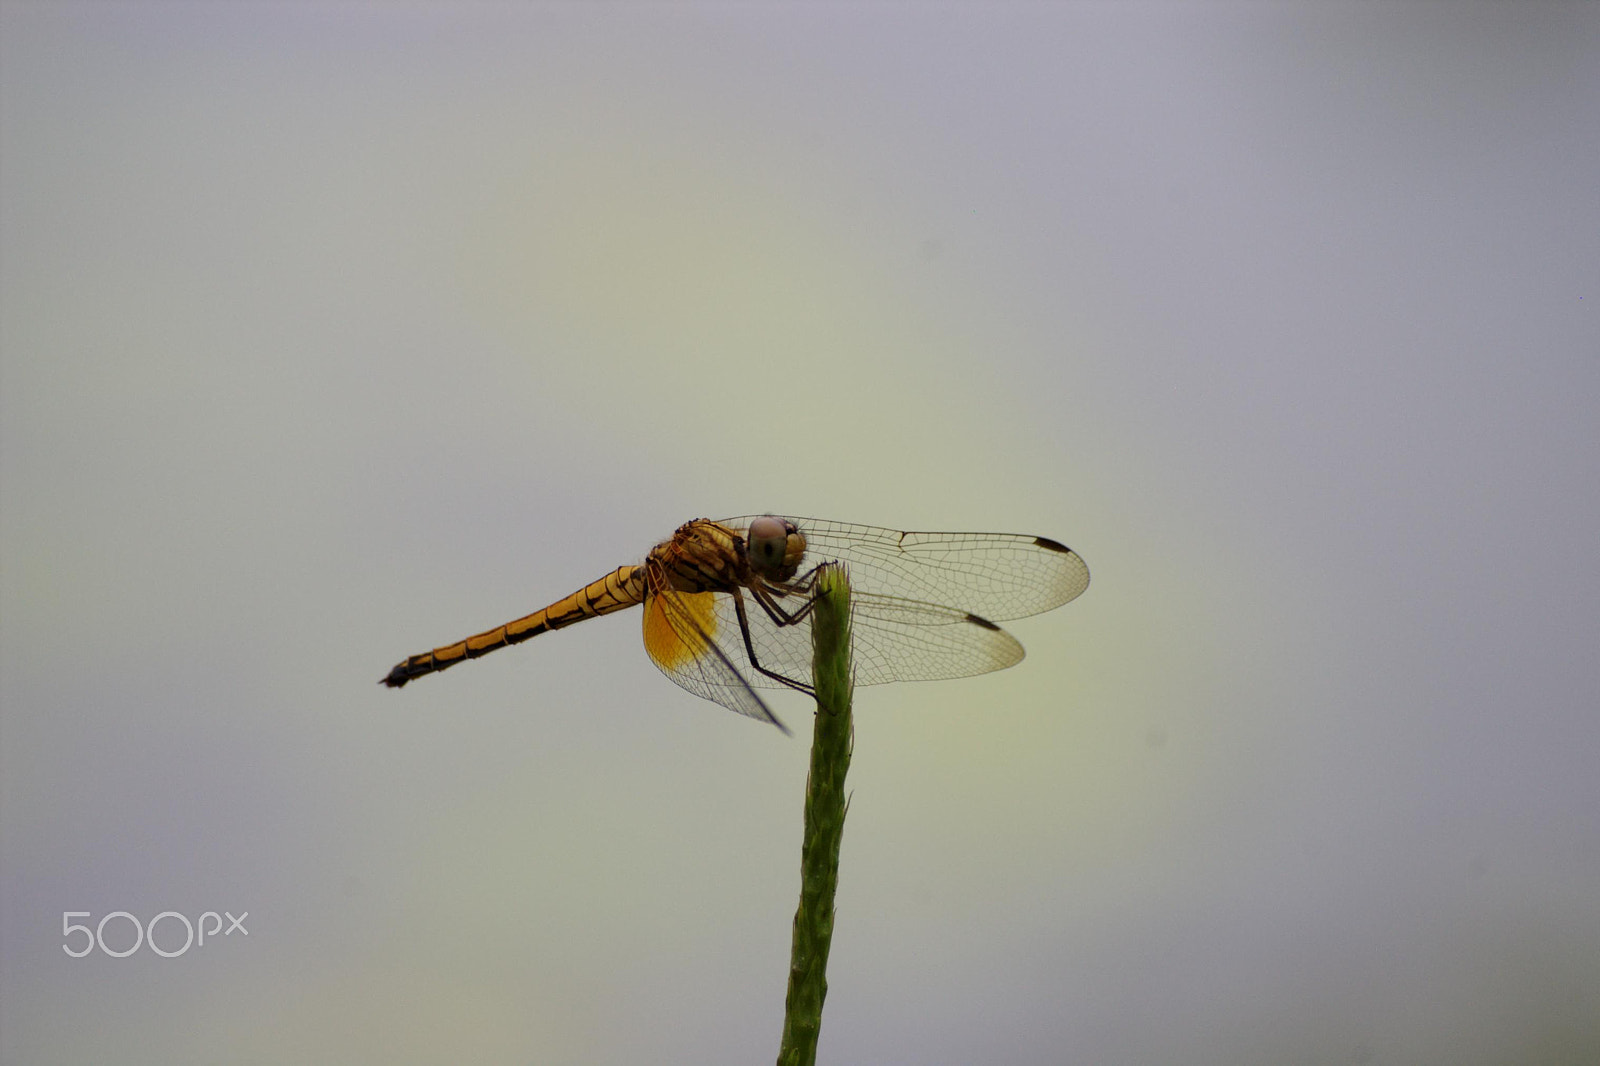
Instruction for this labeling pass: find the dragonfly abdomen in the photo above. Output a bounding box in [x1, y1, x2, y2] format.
[381, 565, 647, 687]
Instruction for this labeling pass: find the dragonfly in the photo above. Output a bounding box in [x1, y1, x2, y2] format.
[382, 516, 1089, 733]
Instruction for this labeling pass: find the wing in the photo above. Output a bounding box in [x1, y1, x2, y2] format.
[639, 563, 789, 733]
[706, 585, 1027, 689]
[718, 516, 1090, 622]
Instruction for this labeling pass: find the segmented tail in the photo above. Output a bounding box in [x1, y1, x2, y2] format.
[382, 565, 647, 687]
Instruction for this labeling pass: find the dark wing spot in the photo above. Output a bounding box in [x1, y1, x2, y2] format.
[1033, 536, 1073, 554]
[965, 612, 1002, 631]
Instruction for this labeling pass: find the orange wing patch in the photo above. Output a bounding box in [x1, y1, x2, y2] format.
[642, 589, 718, 673]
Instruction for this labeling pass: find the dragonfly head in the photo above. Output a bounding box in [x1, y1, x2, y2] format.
[746, 515, 807, 580]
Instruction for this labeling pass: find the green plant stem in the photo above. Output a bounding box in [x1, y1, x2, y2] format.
[777, 563, 854, 1066]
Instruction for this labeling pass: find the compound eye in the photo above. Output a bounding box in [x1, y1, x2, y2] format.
[747, 515, 789, 573]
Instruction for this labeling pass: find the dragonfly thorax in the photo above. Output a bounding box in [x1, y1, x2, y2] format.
[653, 519, 756, 594]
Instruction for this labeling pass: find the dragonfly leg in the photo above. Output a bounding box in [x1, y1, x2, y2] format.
[731, 586, 816, 696]
[749, 566, 825, 627]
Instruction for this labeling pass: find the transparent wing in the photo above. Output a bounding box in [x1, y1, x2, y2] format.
[704, 587, 1027, 689]
[639, 563, 789, 732]
[719, 516, 1090, 623]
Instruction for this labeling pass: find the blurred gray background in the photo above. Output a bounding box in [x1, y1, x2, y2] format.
[2, 3, 1596, 1064]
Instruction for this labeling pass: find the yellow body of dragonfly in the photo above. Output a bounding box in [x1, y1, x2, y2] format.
[383, 515, 1089, 732]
